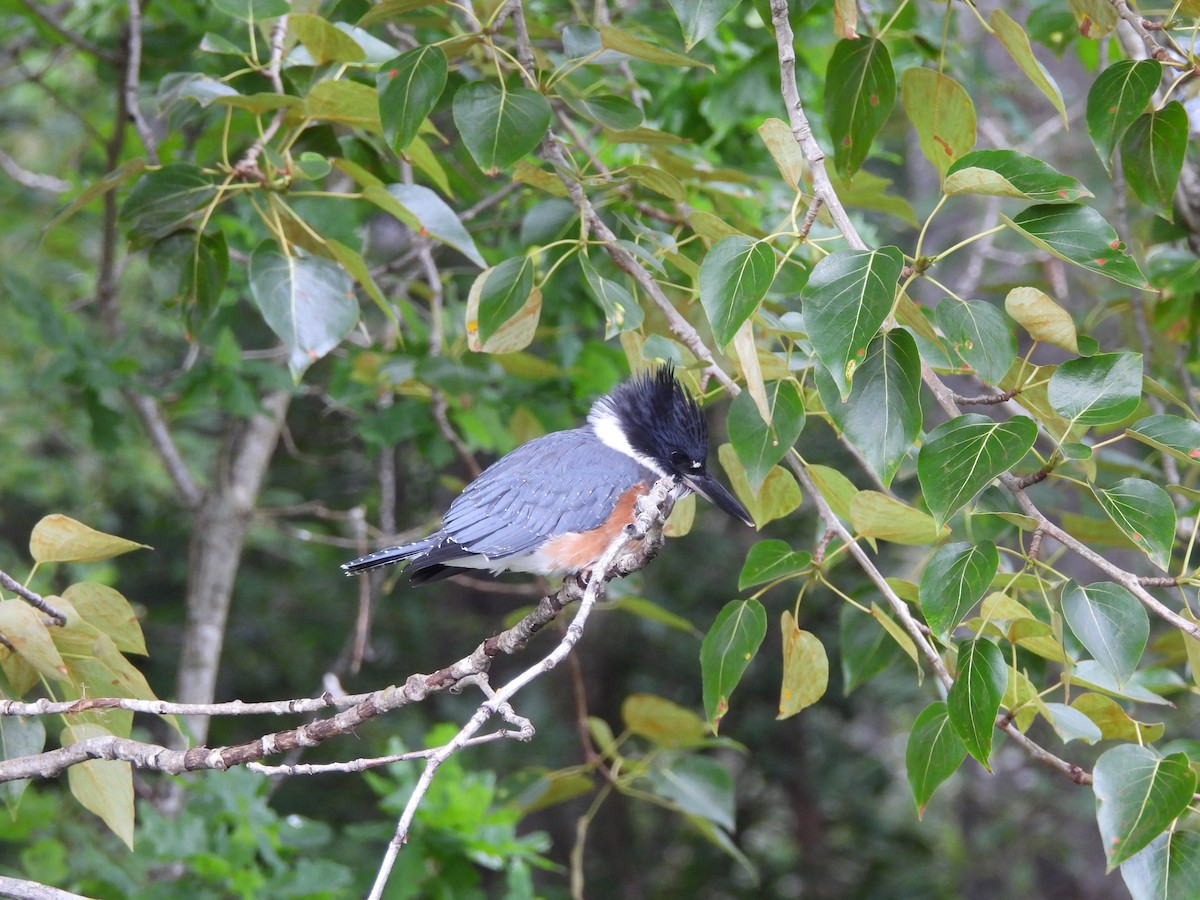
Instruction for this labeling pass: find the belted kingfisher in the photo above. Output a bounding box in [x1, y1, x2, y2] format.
[343, 366, 754, 584]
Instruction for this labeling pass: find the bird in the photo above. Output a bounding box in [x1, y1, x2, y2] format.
[342, 366, 754, 585]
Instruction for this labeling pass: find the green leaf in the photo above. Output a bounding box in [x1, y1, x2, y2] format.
[469, 257, 534, 345]
[62, 723, 134, 848]
[622, 694, 708, 747]
[580, 257, 643, 338]
[807, 463, 858, 523]
[1073, 661, 1172, 706]
[1128, 414, 1200, 466]
[302, 80, 382, 133]
[726, 380, 805, 492]
[1072, 692, 1165, 742]
[384, 183, 485, 267]
[698, 236, 775, 347]
[357, 0, 442, 28]
[1094, 746, 1196, 869]
[598, 25, 713, 69]
[149, 230, 229, 336]
[801, 246, 904, 398]
[1087, 59, 1160, 173]
[1041, 702, 1103, 745]
[558, 90, 643, 130]
[452, 82, 552, 174]
[989, 9, 1067, 125]
[1121, 829, 1200, 900]
[211, 0, 289, 20]
[1061, 580, 1148, 688]
[900, 68, 975, 178]
[1121, 102, 1189, 222]
[840, 604, 902, 693]
[0, 713, 45, 812]
[1091, 478, 1176, 571]
[825, 38, 896, 180]
[1047, 352, 1143, 426]
[668, 0, 740, 49]
[248, 246, 358, 381]
[917, 414, 1037, 528]
[918, 541, 998, 637]
[701, 599, 767, 733]
[1004, 286, 1079, 352]
[778, 611, 828, 719]
[644, 756, 735, 832]
[465, 277, 540, 355]
[850, 492, 945, 545]
[815, 330, 921, 486]
[934, 298, 1017, 384]
[943, 149, 1091, 202]
[738, 540, 811, 591]
[1005, 204, 1149, 290]
[29, 515, 149, 564]
[905, 701, 967, 817]
[946, 639, 1006, 770]
[288, 13, 366, 64]
[119, 163, 218, 245]
[377, 46, 448, 154]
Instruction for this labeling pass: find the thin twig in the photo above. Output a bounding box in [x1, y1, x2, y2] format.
[0, 571, 67, 625]
[16, 0, 121, 63]
[123, 0, 159, 165]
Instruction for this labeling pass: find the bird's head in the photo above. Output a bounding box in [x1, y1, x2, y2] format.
[588, 367, 755, 527]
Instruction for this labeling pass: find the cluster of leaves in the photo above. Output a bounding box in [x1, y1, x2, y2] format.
[1, 516, 156, 846]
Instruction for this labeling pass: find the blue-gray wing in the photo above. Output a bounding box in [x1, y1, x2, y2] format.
[439, 428, 651, 561]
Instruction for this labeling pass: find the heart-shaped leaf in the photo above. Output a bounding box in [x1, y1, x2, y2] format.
[816, 330, 920, 486]
[1120, 828, 1200, 900]
[850, 492, 945, 545]
[738, 540, 811, 590]
[452, 82, 552, 174]
[944, 149, 1091, 202]
[698, 236, 775, 347]
[668, 0, 740, 49]
[906, 701, 967, 817]
[1128, 414, 1200, 466]
[825, 37, 896, 180]
[119, 163, 218, 245]
[384, 183, 485, 267]
[801, 246, 904, 398]
[1061, 580, 1148, 687]
[900, 68, 976, 178]
[701, 599, 767, 733]
[946, 639, 1006, 770]
[1121, 102, 1189, 222]
[1086, 59, 1160, 173]
[917, 414, 1038, 527]
[1094, 745, 1195, 869]
[30, 515, 150, 564]
[918, 541, 998, 637]
[726, 380, 805, 492]
[248, 246, 357, 380]
[1005, 204, 1149, 290]
[935, 298, 1017, 385]
[1091, 478, 1176, 570]
[377, 46, 448, 153]
[1047, 352, 1143, 426]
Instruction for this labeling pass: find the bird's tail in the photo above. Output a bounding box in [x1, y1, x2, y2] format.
[342, 539, 434, 575]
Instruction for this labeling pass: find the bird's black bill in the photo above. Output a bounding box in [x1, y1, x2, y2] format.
[682, 472, 755, 527]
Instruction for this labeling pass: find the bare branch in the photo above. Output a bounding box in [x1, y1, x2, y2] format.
[124, 391, 202, 508]
[0, 570, 66, 625]
[16, 0, 121, 63]
[0, 147, 71, 193]
[0, 875, 93, 900]
[123, 0, 159, 165]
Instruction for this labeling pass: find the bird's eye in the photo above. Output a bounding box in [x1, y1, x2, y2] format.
[669, 450, 688, 467]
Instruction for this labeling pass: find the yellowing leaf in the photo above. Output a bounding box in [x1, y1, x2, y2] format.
[778, 611, 828, 718]
[29, 516, 150, 564]
[0, 600, 68, 682]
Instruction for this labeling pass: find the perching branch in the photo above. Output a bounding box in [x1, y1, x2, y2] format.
[0, 478, 677, 788]
[0, 570, 67, 625]
[367, 475, 679, 900]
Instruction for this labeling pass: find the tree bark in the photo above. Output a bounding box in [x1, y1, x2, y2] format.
[174, 390, 291, 745]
